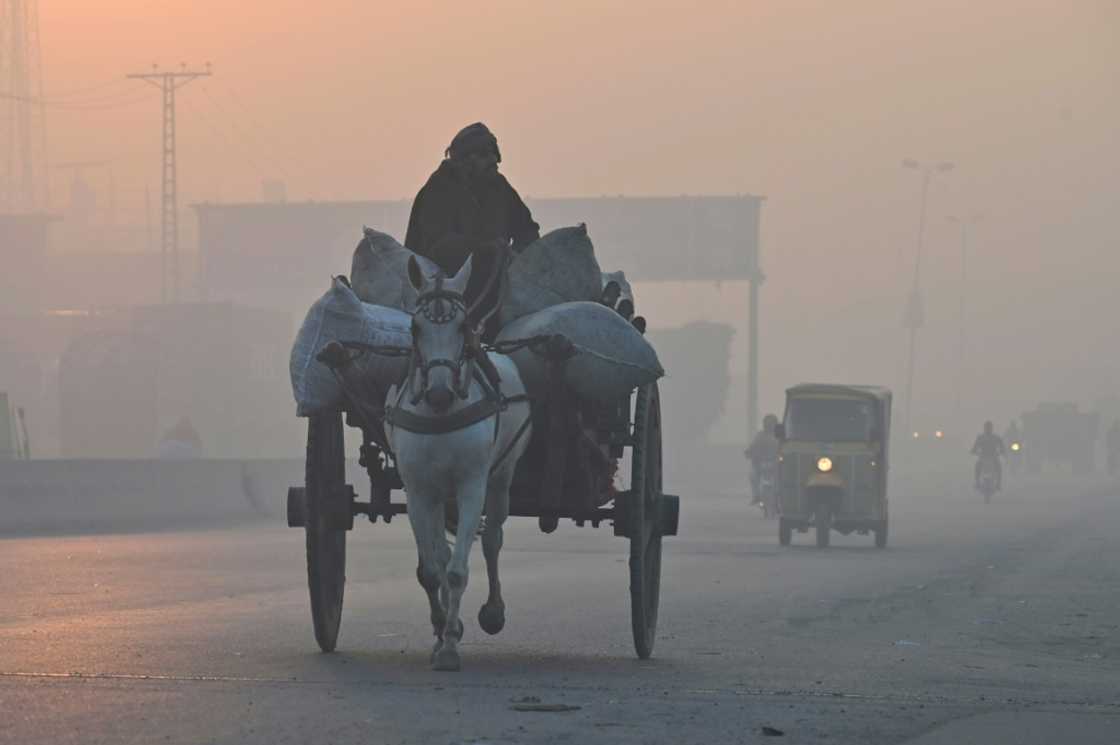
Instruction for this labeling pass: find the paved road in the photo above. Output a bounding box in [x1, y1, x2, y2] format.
[2, 471, 1118, 744]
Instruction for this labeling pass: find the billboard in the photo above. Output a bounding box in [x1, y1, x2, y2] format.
[195, 194, 763, 307]
[528, 196, 762, 281]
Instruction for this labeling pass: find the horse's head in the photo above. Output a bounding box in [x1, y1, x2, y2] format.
[406, 255, 475, 413]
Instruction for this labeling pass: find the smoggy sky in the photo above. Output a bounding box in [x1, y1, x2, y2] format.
[25, 0, 1120, 434]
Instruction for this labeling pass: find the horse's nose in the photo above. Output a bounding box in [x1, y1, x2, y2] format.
[425, 384, 454, 412]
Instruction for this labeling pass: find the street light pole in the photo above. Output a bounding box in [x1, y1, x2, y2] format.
[901, 159, 953, 438]
[947, 212, 982, 421]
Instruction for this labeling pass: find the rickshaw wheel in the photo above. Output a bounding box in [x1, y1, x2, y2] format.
[305, 411, 347, 653]
[778, 518, 792, 546]
[874, 520, 888, 548]
[815, 504, 832, 548]
[629, 382, 663, 660]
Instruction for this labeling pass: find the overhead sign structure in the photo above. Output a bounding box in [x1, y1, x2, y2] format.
[528, 196, 763, 282]
[195, 194, 763, 295]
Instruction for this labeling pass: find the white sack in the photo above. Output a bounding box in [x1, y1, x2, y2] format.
[499, 225, 602, 327]
[495, 301, 663, 403]
[290, 277, 412, 416]
[350, 227, 440, 312]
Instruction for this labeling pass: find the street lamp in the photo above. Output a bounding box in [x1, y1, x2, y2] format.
[946, 212, 984, 420]
[900, 159, 954, 438]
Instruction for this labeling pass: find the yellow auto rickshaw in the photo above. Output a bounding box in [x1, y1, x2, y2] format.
[775, 384, 891, 548]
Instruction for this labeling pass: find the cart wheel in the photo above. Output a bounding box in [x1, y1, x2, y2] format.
[305, 412, 347, 652]
[778, 518, 792, 546]
[629, 382, 663, 660]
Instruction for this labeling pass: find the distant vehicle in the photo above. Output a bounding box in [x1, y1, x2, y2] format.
[1007, 439, 1023, 475]
[775, 384, 891, 549]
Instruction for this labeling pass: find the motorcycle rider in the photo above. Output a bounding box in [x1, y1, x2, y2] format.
[971, 420, 1006, 491]
[745, 414, 781, 501]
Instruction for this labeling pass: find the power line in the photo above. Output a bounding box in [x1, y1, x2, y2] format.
[218, 83, 322, 190]
[0, 87, 157, 108]
[196, 84, 289, 182]
[177, 91, 271, 183]
[0, 89, 158, 111]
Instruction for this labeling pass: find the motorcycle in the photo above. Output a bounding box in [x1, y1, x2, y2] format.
[754, 458, 778, 519]
[1007, 441, 1023, 475]
[976, 458, 999, 504]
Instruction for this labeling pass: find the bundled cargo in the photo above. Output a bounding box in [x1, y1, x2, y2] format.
[350, 228, 439, 312]
[289, 278, 411, 416]
[496, 301, 663, 403]
[499, 225, 602, 327]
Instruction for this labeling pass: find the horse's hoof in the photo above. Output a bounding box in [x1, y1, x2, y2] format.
[432, 645, 461, 672]
[430, 639, 443, 665]
[478, 602, 506, 635]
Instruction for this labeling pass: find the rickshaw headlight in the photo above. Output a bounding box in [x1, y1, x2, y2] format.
[817, 457, 833, 473]
[1011, 442, 1021, 452]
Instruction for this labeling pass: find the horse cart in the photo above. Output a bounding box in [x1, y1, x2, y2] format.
[286, 282, 680, 661]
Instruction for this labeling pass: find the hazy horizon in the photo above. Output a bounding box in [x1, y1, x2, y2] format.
[3, 0, 1118, 453]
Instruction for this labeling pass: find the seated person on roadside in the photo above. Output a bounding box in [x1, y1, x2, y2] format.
[971, 420, 1006, 490]
[745, 414, 781, 498]
[405, 122, 540, 340]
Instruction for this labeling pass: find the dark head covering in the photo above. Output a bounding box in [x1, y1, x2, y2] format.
[445, 122, 501, 163]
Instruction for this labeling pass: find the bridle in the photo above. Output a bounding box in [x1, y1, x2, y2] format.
[408, 278, 479, 405]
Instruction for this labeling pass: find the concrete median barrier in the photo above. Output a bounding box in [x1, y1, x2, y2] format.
[0, 459, 305, 535]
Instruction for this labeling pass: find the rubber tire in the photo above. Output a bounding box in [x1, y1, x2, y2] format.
[629, 382, 663, 661]
[874, 520, 888, 549]
[305, 412, 347, 653]
[815, 504, 832, 548]
[779, 518, 792, 546]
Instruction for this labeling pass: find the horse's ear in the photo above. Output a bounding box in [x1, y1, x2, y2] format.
[407, 255, 426, 292]
[448, 255, 473, 295]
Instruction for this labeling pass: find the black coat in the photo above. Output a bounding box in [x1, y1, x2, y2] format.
[405, 160, 539, 317]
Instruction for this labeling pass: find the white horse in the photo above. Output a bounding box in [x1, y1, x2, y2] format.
[386, 255, 533, 672]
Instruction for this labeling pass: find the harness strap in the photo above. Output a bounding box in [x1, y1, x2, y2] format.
[385, 396, 502, 435]
[386, 391, 531, 438]
[490, 404, 534, 475]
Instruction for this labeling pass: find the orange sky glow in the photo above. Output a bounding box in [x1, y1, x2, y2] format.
[25, 0, 1120, 426]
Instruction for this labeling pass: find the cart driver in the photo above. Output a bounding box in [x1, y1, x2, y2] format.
[971, 420, 1006, 490]
[405, 122, 540, 340]
[745, 414, 781, 498]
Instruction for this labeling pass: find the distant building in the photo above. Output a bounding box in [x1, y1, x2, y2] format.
[261, 180, 288, 203]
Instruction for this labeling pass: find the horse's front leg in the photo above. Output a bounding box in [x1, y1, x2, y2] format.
[406, 492, 449, 660]
[432, 472, 487, 672]
[478, 468, 512, 635]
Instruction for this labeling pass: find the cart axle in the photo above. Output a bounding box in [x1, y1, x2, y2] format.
[288, 487, 678, 537]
